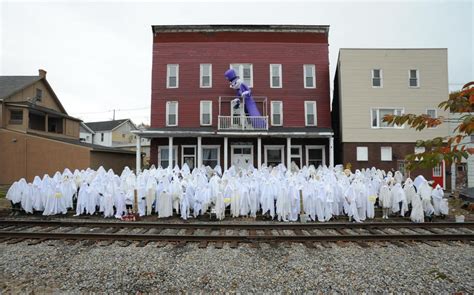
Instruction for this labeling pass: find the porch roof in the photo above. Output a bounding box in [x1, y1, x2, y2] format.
[132, 127, 334, 138]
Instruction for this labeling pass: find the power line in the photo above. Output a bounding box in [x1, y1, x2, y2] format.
[71, 106, 149, 115]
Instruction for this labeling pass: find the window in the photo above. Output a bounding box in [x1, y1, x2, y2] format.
[35, 88, 43, 102]
[159, 146, 178, 168]
[230, 64, 253, 87]
[166, 64, 179, 88]
[265, 146, 284, 167]
[433, 164, 442, 177]
[381, 146, 392, 161]
[398, 160, 406, 178]
[306, 146, 325, 167]
[426, 109, 437, 129]
[371, 108, 404, 128]
[200, 64, 212, 88]
[202, 145, 220, 168]
[270, 64, 282, 88]
[200, 101, 212, 126]
[182, 146, 196, 170]
[9, 109, 23, 124]
[101, 133, 104, 142]
[356, 147, 368, 161]
[304, 64, 316, 88]
[304, 101, 317, 126]
[271, 101, 283, 126]
[372, 69, 382, 88]
[290, 146, 302, 168]
[166, 101, 178, 126]
[409, 69, 419, 87]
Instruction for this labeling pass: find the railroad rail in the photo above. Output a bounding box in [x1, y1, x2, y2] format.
[0, 220, 473, 247]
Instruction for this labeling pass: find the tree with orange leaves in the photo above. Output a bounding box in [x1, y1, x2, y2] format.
[383, 82, 474, 171]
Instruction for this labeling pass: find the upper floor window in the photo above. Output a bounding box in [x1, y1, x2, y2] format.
[166, 101, 178, 126]
[271, 101, 283, 126]
[270, 64, 282, 88]
[409, 69, 419, 87]
[371, 108, 404, 128]
[9, 109, 23, 124]
[200, 64, 212, 88]
[304, 64, 316, 88]
[426, 108, 437, 129]
[304, 101, 317, 126]
[101, 133, 104, 142]
[166, 64, 179, 88]
[35, 88, 43, 102]
[372, 69, 383, 88]
[200, 101, 212, 126]
[230, 64, 253, 87]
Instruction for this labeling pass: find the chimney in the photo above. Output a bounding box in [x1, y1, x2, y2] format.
[38, 69, 47, 78]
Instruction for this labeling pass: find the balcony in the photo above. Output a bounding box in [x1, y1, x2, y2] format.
[218, 96, 268, 131]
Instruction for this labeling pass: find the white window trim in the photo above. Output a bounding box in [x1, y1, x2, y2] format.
[158, 145, 178, 168]
[380, 146, 392, 162]
[231, 145, 254, 166]
[305, 145, 326, 167]
[304, 101, 317, 126]
[270, 64, 282, 88]
[408, 69, 420, 88]
[201, 145, 221, 166]
[356, 146, 368, 162]
[181, 145, 196, 168]
[370, 107, 405, 129]
[200, 100, 212, 126]
[200, 64, 212, 88]
[371, 69, 383, 88]
[230, 64, 253, 87]
[304, 64, 316, 89]
[166, 64, 179, 88]
[264, 145, 285, 166]
[270, 101, 283, 126]
[426, 108, 437, 129]
[166, 101, 178, 127]
[290, 145, 302, 166]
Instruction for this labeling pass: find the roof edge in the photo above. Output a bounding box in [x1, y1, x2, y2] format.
[152, 24, 330, 34]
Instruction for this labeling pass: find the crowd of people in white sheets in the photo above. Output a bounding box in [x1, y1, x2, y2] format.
[6, 163, 449, 223]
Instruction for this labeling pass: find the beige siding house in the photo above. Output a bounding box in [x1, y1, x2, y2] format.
[333, 49, 450, 189]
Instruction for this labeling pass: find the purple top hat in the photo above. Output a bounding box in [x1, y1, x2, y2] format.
[224, 68, 238, 82]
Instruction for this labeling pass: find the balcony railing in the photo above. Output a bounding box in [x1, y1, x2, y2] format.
[218, 115, 269, 130]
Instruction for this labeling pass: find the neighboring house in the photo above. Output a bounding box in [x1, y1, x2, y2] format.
[0, 69, 136, 184]
[135, 25, 333, 170]
[332, 49, 450, 189]
[449, 112, 474, 190]
[79, 122, 95, 143]
[84, 119, 151, 163]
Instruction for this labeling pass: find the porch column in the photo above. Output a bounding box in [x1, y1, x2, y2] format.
[223, 137, 228, 170]
[197, 136, 202, 168]
[286, 137, 291, 170]
[329, 136, 334, 167]
[257, 137, 262, 169]
[135, 135, 141, 173]
[168, 136, 173, 168]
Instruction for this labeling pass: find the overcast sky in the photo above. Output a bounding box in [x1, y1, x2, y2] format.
[1, 0, 472, 125]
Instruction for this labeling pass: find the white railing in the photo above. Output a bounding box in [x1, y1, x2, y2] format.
[218, 116, 269, 130]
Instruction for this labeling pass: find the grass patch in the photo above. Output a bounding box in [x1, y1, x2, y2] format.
[429, 269, 453, 282]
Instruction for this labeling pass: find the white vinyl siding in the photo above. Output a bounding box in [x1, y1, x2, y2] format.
[356, 147, 368, 161]
[230, 64, 253, 87]
[371, 108, 404, 128]
[304, 64, 316, 88]
[372, 69, 382, 88]
[200, 101, 212, 126]
[200, 64, 212, 88]
[166, 64, 179, 88]
[381, 146, 392, 161]
[304, 101, 317, 126]
[409, 69, 419, 88]
[166, 101, 178, 126]
[270, 64, 282, 88]
[271, 101, 283, 126]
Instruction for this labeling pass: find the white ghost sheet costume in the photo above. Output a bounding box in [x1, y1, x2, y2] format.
[343, 184, 361, 222]
[31, 176, 44, 211]
[260, 180, 275, 219]
[403, 178, 416, 206]
[379, 183, 392, 219]
[431, 184, 444, 216]
[391, 183, 408, 216]
[419, 181, 434, 216]
[410, 193, 424, 223]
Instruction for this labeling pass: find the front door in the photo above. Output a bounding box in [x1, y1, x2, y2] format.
[231, 146, 253, 169]
[432, 161, 445, 189]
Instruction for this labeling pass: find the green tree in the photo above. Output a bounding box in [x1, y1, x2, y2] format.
[383, 82, 474, 171]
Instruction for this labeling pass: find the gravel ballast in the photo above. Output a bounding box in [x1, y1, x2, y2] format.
[0, 241, 472, 293]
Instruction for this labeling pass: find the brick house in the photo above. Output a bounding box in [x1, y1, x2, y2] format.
[332, 49, 450, 189]
[135, 25, 334, 171]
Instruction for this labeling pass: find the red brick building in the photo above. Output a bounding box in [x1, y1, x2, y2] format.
[136, 25, 334, 170]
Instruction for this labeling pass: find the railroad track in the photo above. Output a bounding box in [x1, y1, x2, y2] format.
[0, 220, 473, 248]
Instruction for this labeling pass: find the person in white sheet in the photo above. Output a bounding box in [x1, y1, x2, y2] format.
[379, 181, 392, 219]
